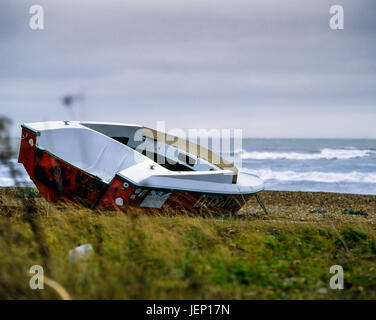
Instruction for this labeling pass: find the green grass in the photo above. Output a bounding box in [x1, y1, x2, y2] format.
[0, 188, 375, 299]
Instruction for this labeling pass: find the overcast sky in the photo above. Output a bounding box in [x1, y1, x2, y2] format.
[1, 0, 376, 138]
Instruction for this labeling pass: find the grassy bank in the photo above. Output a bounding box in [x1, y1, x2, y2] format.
[0, 187, 375, 299]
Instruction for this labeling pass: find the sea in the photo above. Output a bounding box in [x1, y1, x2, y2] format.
[1, 138, 376, 195]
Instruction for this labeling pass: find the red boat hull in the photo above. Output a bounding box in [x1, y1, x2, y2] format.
[18, 128, 253, 213]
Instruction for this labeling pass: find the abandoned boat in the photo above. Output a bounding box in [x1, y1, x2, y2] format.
[18, 121, 265, 213]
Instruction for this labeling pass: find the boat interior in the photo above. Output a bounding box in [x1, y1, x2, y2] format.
[81, 122, 236, 175]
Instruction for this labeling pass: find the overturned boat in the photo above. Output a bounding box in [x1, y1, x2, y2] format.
[18, 121, 264, 213]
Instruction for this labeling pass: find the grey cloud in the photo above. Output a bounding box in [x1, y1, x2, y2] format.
[1, 0, 376, 138]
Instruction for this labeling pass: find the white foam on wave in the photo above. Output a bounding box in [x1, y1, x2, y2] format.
[242, 168, 376, 184]
[0, 161, 32, 186]
[0, 177, 15, 187]
[241, 148, 373, 160]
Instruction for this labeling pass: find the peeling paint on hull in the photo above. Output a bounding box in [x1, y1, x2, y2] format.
[18, 128, 252, 213]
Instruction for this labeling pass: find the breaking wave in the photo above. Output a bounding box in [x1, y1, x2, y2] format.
[0, 160, 32, 186]
[242, 169, 376, 184]
[0, 177, 15, 187]
[240, 148, 373, 160]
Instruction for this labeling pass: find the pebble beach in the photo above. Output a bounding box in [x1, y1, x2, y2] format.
[246, 190, 376, 228]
